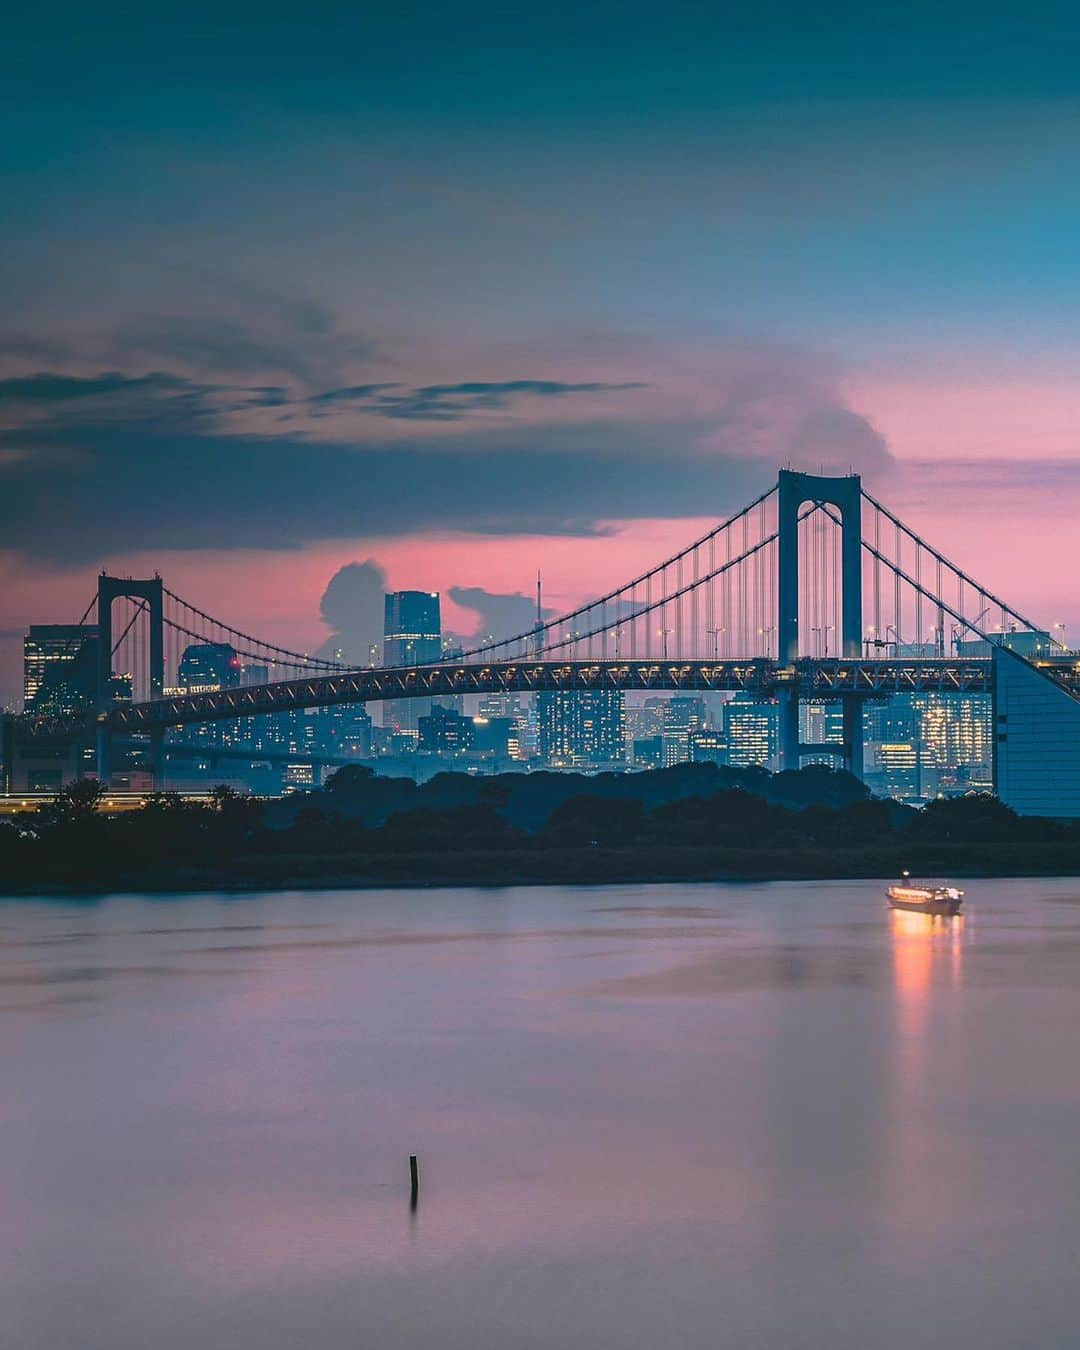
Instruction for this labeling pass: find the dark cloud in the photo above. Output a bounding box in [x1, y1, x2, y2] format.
[317, 560, 388, 664]
[0, 371, 191, 405]
[308, 378, 646, 421]
[447, 586, 552, 645]
[0, 415, 769, 563]
[308, 383, 402, 405]
[0, 360, 894, 564]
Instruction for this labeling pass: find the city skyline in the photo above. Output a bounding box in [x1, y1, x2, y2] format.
[4, 9, 1080, 706]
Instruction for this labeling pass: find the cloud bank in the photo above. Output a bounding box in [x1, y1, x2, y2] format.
[0, 334, 893, 565]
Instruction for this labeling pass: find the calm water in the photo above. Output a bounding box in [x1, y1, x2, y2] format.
[4, 878, 1080, 1348]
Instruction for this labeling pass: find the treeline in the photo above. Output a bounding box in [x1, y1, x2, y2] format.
[3, 764, 1080, 893]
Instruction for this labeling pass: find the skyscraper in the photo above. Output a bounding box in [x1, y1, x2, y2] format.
[176, 643, 241, 692]
[23, 624, 99, 715]
[383, 591, 441, 667]
[383, 591, 442, 735]
[538, 691, 624, 768]
[725, 695, 779, 768]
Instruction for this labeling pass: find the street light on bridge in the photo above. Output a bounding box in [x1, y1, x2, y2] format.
[811, 624, 834, 657]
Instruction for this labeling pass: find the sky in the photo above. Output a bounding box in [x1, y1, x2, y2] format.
[4, 4, 1080, 702]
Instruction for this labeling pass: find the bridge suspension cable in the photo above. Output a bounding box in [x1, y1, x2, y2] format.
[452, 484, 780, 664]
[160, 584, 346, 673]
[813, 500, 999, 653]
[858, 491, 1063, 653]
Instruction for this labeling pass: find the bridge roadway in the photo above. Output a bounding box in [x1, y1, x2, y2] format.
[95, 654, 1080, 732]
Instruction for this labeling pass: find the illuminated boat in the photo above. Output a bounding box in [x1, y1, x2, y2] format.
[886, 872, 963, 916]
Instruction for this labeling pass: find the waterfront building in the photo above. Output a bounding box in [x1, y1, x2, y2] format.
[418, 705, 475, 758]
[538, 690, 625, 768]
[800, 700, 845, 767]
[863, 692, 991, 800]
[690, 731, 728, 765]
[725, 695, 779, 769]
[631, 736, 663, 769]
[23, 624, 99, 715]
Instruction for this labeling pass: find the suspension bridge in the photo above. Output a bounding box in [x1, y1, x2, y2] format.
[6, 469, 1080, 812]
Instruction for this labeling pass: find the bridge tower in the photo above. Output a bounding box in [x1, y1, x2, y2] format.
[95, 574, 165, 785]
[776, 470, 864, 777]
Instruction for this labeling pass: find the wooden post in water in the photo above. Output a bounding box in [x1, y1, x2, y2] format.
[409, 1154, 419, 1211]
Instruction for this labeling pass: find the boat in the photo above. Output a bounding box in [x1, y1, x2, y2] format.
[886, 872, 963, 916]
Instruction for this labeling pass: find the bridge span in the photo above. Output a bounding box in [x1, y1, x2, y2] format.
[8, 468, 1080, 814]
[104, 655, 1015, 733]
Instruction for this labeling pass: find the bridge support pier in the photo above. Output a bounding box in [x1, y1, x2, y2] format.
[149, 727, 165, 792]
[776, 470, 866, 782]
[842, 694, 864, 782]
[779, 688, 800, 773]
[96, 723, 112, 786]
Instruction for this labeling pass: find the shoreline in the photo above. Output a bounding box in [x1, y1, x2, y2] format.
[6, 842, 1080, 897]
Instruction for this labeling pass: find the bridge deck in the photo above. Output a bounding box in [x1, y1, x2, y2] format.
[94, 655, 1049, 731]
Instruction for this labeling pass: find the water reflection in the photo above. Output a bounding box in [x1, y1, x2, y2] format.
[883, 905, 970, 1267]
[3, 882, 1080, 1349]
[889, 906, 966, 1036]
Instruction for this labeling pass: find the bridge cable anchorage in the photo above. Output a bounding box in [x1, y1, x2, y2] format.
[449, 483, 778, 664]
[860, 488, 1062, 650]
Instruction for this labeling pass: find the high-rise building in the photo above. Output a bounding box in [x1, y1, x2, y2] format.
[477, 692, 529, 760]
[383, 591, 441, 667]
[313, 703, 374, 760]
[23, 625, 99, 715]
[800, 700, 845, 767]
[690, 731, 728, 765]
[665, 697, 710, 736]
[383, 590, 442, 734]
[863, 692, 991, 800]
[177, 643, 241, 692]
[725, 695, 779, 768]
[418, 705, 474, 758]
[656, 696, 712, 766]
[865, 740, 921, 800]
[538, 691, 624, 768]
[631, 736, 664, 769]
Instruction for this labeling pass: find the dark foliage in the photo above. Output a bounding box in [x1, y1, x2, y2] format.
[3, 770, 1079, 894]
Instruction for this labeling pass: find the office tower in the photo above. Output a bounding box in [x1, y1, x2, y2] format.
[665, 697, 710, 735]
[477, 692, 529, 760]
[418, 705, 474, 758]
[631, 736, 664, 769]
[471, 715, 517, 762]
[538, 690, 624, 768]
[863, 692, 991, 800]
[690, 730, 728, 765]
[657, 696, 711, 766]
[383, 591, 441, 666]
[800, 699, 845, 766]
[864, 739, 921, 800]
[176, 643, 241, 692]
[383, 590, 442, 734]
[312, 703, 373, 760]
[23, 624, 99, 716]
[725, 695, 779, 769]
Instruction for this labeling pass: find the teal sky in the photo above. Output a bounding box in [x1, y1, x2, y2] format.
[3, 4, 1080, 700]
